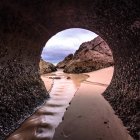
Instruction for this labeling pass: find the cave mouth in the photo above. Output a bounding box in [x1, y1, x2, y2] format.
[0, 1, 139, 140]
[39, 27, 115, 106]
[8, 28, 115, 140]
[39, 27, 115, 94]
[41, 28, 98, 65]
[41, 28, 114, 72]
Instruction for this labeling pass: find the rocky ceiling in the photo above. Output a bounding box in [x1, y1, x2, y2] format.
[0, 0, 139, 139]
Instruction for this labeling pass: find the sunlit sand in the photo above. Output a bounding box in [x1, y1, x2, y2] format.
[8, 67, 133, 140]
[53, 67, 133, 140]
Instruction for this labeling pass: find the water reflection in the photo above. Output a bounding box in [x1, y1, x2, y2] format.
[8, 70, 88, 140]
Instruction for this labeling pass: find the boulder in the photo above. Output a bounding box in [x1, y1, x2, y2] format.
[39, 59, 57, 74]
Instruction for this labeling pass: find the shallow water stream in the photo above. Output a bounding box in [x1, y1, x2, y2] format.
[7, 70, 88, 140]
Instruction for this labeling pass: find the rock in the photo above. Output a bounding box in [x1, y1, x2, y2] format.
[53, 76, 61, 79]
[39, 59, 57, 75]
[57, 54, 73, 69]
[48, 77, 54, 79]
[49, 76, 61, 79]
[58, 36, 114, 73]
[67, 76, 71, 79]
[104, 121, 109, 124]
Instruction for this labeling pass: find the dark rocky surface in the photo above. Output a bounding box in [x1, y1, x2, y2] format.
[0, 1, 139, 139]
[57, 36, 114, 73]
[39, 59, 57, 75]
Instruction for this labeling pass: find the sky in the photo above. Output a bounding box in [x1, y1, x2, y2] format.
[41, 28, 97, 65]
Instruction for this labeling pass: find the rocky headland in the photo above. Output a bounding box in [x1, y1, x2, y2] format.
[39, 59, 57, 75]
[57, 36, 114, 73]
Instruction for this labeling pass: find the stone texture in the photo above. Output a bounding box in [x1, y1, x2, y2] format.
[39, 59, 57, 75]
[0, 0, 139, 139]
[57, 36, 114, 73]
[57, 54, 73, 69]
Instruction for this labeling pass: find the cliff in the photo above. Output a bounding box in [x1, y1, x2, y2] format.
[57, 36, 114, 73]
[57, 54, 73, 69]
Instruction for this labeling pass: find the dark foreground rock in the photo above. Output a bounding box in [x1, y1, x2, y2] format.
[57, 36, 114, 73]
[39, 59, 57, 75]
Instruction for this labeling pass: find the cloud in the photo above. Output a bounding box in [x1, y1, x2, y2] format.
[41, 28, 97, 64]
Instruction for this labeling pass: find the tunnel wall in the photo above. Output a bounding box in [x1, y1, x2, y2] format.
[0, 2, 50, 139]
[0, 0, 140, 139]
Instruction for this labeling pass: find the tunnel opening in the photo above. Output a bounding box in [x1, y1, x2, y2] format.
[8, 28, 116, 140]
[0, 1, 139, 140]
[39, 28, 115, 90]
[41, 28, 114, 73]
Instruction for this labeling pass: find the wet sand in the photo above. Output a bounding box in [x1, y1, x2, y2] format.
[41, 76, 54, 93]
[7, 70, 88, 140]
[53, 67, 133, 140]
[7, 67, 133, 140]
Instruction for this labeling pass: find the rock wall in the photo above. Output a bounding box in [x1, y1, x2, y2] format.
[57, 36, 114, 73]
[0, 0, 139, 139]
[57, 54, 73, 69]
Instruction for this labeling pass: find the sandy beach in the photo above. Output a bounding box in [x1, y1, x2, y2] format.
[7, 67, 133, 140]
[53, 67, 133, 140]
[41, 76, 54, 93]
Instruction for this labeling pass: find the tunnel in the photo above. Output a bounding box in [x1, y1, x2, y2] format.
[0, 0, 139, 139]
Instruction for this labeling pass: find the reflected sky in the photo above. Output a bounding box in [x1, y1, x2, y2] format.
[41, 28, 97, 65]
